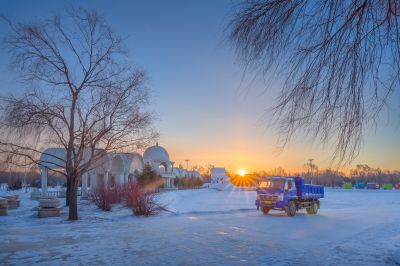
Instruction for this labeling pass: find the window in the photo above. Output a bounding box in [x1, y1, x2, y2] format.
[287, 181, 292, 190]
[259, 179, 285, 190]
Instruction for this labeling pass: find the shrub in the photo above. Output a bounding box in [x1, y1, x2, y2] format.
[107, 185, 126, 204]
[89, 185, 117, 211]
[174, 177, 203, 189]
[125, 183, 167, 216]
[137, 164, 163, 189]
[8, 178, 22, 190]
[90, 182, 167, 215]
[30, 178, 41, 188]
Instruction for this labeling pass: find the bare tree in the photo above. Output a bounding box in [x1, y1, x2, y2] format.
[228, 0, 400, 163]
[0, 7, 157, 220]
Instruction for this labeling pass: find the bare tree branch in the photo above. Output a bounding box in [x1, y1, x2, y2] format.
[228, 0, 400, 164]
[0, 7, 158, 220]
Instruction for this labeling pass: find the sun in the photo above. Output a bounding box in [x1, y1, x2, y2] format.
[238, 169, 247, 176]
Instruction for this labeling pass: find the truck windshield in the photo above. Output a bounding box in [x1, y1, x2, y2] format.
[259, 180, 285, 190]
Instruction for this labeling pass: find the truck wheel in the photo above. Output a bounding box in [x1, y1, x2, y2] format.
[285, 201, 296, 217]
[306, 202, 318, 215]
[261, 207, 270, 214]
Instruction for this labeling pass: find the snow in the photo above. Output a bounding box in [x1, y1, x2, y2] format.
[1, 188, 399, 265]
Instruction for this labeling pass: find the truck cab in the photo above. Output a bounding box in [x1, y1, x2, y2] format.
[255, 176, 324, 216]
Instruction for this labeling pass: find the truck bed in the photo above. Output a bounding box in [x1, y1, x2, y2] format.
[300, 184, 324, 199]
[294, 177, 324, 199]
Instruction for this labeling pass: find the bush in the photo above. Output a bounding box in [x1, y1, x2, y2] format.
[108, 185, 126, 204]
[174, 177, 203, 189]
[89, 185, 118, 211]
[8, 178, 22, 190]
[125, 183, 167, 216]
[90, 182, 167, 215]
[137, 164, 163, 189]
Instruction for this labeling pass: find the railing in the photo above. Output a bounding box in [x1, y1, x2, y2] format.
[30, 187, 87, 199]
[30, 190, 68, 199]
[177, 186, 204, 190]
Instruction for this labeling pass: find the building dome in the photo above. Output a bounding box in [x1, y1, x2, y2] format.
[143, 143, 170, 162]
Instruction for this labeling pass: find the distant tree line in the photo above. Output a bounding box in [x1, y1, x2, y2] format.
[255, 165, 400, 187]
[0, 170, 66, 189]
[2, 162, 399, 189]
[174, 177, 203, 189]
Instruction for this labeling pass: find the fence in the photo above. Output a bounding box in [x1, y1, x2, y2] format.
[177, 186, 204, 190]
[0, 183, 8, 191]
[30, 188, 83, 200]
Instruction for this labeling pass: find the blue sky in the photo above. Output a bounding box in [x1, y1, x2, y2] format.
[0, 0, 399, 173]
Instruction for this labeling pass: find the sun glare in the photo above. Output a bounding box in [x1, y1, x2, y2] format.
[238, 169, 247, 176]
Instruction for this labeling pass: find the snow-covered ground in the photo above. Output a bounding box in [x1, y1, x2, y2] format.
[1, 188, 399, 265]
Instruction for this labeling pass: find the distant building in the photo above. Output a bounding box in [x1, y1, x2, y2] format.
[172, 168, 186, 178]
[38, 143, 178, 197]
[210, 168, 228, 184]
[188, 170, 201, 178]
[142, 143, 175, 188]
[172, 168, 201, 179]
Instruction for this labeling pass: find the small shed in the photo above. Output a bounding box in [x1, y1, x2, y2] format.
[367, 182, 379, 189]
[342, 182, 353, 189]
[382, 183, 393, 190]
[355, 182, 365, 189]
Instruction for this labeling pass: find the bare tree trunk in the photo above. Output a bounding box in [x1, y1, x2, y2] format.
[68, 174, 79, 220]
[66, 178, 71, 206]
[1, 8, 157, 220]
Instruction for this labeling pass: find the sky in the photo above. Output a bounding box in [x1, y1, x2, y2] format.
[0, 0, 399, 174]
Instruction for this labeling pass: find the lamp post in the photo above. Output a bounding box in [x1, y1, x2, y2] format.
[307, 158, 314, 184]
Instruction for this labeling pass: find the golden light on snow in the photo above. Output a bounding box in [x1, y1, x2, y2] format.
[238, 169, 247, 176]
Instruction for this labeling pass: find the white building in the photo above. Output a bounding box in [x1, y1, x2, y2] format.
[210, 168, 229, 184]
[38, 143, 180, 196]
[188, 170, 201, 178]
[172, 168, 186, 178]
[172, 168, 201, 179]
[142, 143, 175, 188]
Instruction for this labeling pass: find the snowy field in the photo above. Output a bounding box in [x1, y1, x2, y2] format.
[1, 188, 399, 265]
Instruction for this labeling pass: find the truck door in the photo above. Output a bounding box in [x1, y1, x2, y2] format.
[285, 179, 297, 199]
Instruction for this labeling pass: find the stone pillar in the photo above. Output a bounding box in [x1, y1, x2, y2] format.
[82, 173, 88, 198]
[115, 173, 121, 186]
[90, 174, 97, 190]
[41, 167, 48, 194]
[104, 171, 109, 187]
[119, 173, 124, 185]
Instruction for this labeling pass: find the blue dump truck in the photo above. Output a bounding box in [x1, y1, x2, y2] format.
[255, 176, 324, 216]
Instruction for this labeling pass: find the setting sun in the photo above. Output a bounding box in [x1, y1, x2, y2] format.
[238, 169, 247, 176]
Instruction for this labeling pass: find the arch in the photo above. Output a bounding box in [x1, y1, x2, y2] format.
[128, 153, 144, 174]
[134, 169, 140, 178]
[159, 162, 168, 173]
[128, 170, 139, 183]
[110, 155, 125, 186]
